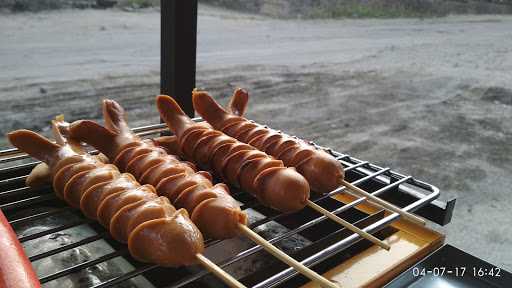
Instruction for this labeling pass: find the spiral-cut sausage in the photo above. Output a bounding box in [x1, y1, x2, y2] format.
[7, 120, 204, 267]
[156, 95, 310, 213]
[193, 89, 345, 194]
[68, 100, 246, 239]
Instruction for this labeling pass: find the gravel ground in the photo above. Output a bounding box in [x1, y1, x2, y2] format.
[0, 5, 511, 272]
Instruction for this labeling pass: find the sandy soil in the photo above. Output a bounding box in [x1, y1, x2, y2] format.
[0, 5, 511, 272]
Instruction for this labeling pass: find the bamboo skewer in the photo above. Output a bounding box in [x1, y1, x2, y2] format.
[238, 224, 340, 288]
[341, 180, 426, 226]
[195, 254, 246, 288]
[306, 200, 390, 250]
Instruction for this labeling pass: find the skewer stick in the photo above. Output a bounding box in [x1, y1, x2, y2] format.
[306, 200, 390, 250]
[341, 180, 426, 226]
[238, 224, 339, 288]
[195, 254, 247, 288]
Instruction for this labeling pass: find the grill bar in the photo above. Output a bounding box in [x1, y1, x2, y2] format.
[1, 186, 39, 198]
[1, 194, 56, 211]
[19, 220, 93, 243]
[0, 154, 28, 164]
[9, 207, 72, 225]
[29, 233, 108, 262]
[0, 175, 27, 186]
[0, 147, 20, 158]
[354, 175, 412, 198]
[39, 250, 129, 284]
[0, 162, 39, 181]
[91, 264, 157, 288]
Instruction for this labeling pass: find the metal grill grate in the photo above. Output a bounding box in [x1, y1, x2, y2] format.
[0, 120, 446, 288]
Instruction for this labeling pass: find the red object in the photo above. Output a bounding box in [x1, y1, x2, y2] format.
[0, 209, 40, 288]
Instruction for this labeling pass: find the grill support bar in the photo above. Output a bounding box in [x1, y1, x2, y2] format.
[161, 0, 197, 117]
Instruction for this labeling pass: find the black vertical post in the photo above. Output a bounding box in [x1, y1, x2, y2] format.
[161, 0, 197, 117]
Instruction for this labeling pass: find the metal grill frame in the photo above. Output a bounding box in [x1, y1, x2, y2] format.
[0, 120, 455, 288]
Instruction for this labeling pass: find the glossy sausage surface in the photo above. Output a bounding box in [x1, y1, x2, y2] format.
[8, 119, 204, 267]
[193, 89, 345, 193]
[157, 95, 310, 213]
[69, 100, 246, 239]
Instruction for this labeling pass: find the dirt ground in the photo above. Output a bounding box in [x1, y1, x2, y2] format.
[1, 5, 511, 272]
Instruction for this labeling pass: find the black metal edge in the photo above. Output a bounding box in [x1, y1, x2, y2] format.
[340, 159, 456, 226]
[379, 179, 456, 226]
[385, 184, 456, 226]
[415, 198, 456, 226]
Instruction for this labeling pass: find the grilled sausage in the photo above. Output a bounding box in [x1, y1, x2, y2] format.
[193, 89, 345, 193]
[7, 119, 204, 267]
[156, 95, 310, 213]
[68, 100, 246, 239]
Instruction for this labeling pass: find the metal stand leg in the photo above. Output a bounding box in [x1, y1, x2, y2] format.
[161, 0, 198, 117]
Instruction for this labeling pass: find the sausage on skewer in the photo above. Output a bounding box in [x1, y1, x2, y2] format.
[156, 95, 310, 213]
[194, 89, 426, 226]
[156, 96, 347, 287]
[68, 100, 340, 286]
[7, 118, 204, 267]
[156, 95, 396, 251]
[192, 89, 344, 194]
[69, 100, 247, 239]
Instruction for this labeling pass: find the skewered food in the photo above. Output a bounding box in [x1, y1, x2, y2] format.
[156, 95, 310, 213]
[193, 89, 345, 193]
[201, 89, 426, 226]
[71, 100, 336, 288]
[68, 100, 247, 239]
[153, 97, 392, 250]
[7, 118, 204, 267]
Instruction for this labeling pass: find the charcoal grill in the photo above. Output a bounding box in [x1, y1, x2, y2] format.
[0, 119, 456, 288]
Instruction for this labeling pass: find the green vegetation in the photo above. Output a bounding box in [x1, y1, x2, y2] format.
[117, 0, 159, 9]
[8, 0, 64, 12]
[308, 3, 446, 19]
[200, 0, 512, 19]
[1, 0, 511, 17]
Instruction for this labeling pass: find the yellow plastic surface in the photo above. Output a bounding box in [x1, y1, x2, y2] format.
[300, 193, 445, 288]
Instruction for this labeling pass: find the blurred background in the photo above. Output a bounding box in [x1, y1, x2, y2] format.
[0, 0, 511, 273]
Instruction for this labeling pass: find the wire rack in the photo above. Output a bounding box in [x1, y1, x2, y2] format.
[0, 120, 441, 288]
